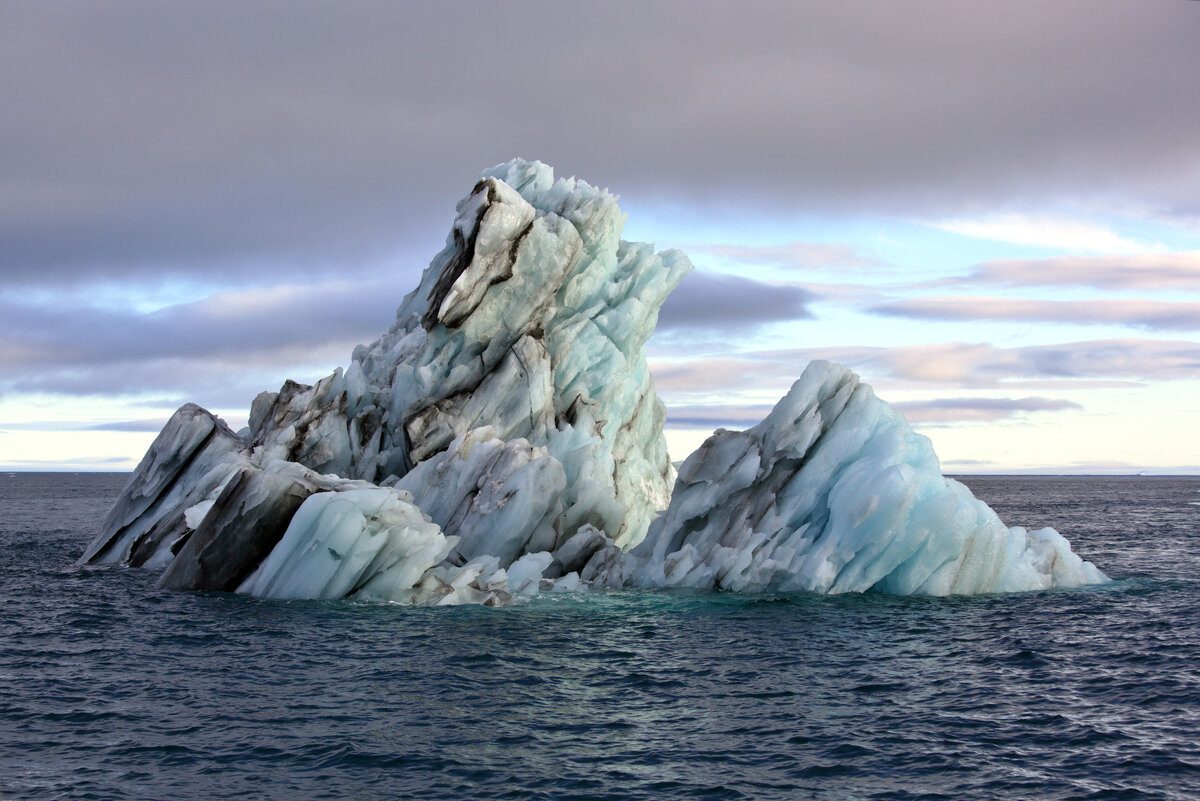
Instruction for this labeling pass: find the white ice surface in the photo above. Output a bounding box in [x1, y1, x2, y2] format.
[236, 487, 450, 600]
[234, 483, 578, 606]
[82, 161, 1108, 606]
[615, 361, 1108, 596]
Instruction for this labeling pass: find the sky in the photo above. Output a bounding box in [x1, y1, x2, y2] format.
[2, 0, 1199, 473]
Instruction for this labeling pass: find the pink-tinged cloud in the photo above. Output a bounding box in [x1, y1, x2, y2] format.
[857, 339, 1200, 386]
[649, 359, 788, 394]
[962, 252, 1200, 291]
[695, 242, 886, 270]
[0, 278, 403, 405]
[664, 404, 777, 429]
[0, 278, 401, 373]
[651, 339, 1200, 395]
[946, 460, 1200, 475]
[656, 271, 815, 331]
[870, 297, 1200, 331]
[661, 397, 1081, 429]
[926, 214, 1146, 253]
[0, 418, 172, 433]
[891, 396, 1082, 424]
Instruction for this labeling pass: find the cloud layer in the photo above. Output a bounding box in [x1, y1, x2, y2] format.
[663, 396, 1081, 430]
[5, 1, 1200, 287]
[695, 242, 885, 271]
[657, 272, 816, 331]
[651, 339, 1200, 395]
[926, 214, 1150, 254]
[5, 3, 1198, 471]
[869, 298, 1200, 331]
[960, 252, 1200, 291]
[0, 280, 404, 403]
[890, 396, 1082, 424]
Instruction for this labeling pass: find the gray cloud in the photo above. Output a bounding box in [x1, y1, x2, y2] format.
[0, 278, 410, 407]
[4, 420, 138, 432]
[0, 266, 815, 404]
[0, 279, 401, 371]
[869, 297, 1200, 331]
[656, 272, 816, 331]
[694, 242, 886, 271]
[892, 396, 1082, 424]
[950, 460, 1200, 475]
[0, 267, 811, 405]
[664, 404, 777, 430]
[651, 339, 1200, 395]
[959, 252, 1200, 291]
[84, 419, 173, 433]
[0, 416, 252, 436]
[650, 357, 798, 395]
[1, 356, 324, 413]
[1, 418, 171, 433]
[661, 397, 1081, 429]
[862, 339, 1200, 387]
[0, 455, 135, 471]
[4, 1, 1200, 287]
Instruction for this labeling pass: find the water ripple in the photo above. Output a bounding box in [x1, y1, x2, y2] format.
[1, 474, 1199, 800]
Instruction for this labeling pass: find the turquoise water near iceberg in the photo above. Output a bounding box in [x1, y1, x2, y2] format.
[2, 473, 1199, 800]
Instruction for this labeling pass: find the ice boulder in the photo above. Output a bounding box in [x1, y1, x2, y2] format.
[235, 487, 450, 601]
[608, 361, 1107, 595]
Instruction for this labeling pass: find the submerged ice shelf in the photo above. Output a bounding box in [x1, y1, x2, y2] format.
[80, 159, 1107, 604]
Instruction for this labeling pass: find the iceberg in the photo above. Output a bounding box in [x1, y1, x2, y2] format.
[80, 159, 1107, 603]
[82, 159, 687, 603]
[607, 361, 1107, 594]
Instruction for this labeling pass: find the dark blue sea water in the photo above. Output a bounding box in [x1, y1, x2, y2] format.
[2, 473, 1199, 801]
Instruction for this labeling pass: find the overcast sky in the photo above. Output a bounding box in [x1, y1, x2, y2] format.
[2, 1, 1199, 472]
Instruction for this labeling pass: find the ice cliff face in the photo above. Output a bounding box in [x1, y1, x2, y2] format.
[80, 160, 1107, 604]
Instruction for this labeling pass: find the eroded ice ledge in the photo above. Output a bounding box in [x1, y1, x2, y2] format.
[80, 160, 1107, 605]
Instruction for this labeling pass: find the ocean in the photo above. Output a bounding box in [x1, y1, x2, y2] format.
[2, 472, 1198, 801]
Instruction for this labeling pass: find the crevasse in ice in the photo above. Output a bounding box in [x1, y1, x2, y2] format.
[80, 160, 1107, 603]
